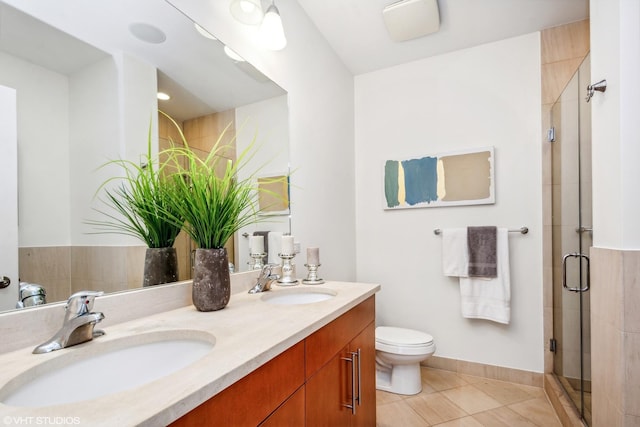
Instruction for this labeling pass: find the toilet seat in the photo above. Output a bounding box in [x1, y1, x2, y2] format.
[375, 326, 435, 356]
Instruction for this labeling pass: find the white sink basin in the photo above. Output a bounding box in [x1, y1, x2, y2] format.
[261, 287, 337, 305]
[0, 330, 215, 407]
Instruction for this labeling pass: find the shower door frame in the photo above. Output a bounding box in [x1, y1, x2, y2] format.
[550, 54, 592, 425]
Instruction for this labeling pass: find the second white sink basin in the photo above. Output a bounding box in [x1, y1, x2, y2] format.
[261, 287, 337, 305]
[0, 329, 215, 407]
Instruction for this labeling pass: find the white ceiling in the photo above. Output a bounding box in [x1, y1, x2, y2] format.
[0, 0, 285, 122]
[295, 0, 589, 75]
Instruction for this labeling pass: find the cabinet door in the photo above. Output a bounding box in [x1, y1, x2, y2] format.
[259, 386, 305, 427]
[306, 346, 352, 427]
[306, 296, 375, 378]
[350, 321, 376, 427]
[306, 322, 376, 427]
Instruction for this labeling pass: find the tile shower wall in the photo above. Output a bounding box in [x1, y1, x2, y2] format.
[591, 248, 640, 425]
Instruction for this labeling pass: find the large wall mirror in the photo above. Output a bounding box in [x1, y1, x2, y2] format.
[0, 0, 290, 312]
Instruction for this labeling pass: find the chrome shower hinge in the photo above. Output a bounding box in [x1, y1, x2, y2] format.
[547, 127, 555, 143]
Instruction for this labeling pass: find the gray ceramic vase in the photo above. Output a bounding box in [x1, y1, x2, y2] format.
[192, 248, 231, 311]
[143, 247, 178, 287]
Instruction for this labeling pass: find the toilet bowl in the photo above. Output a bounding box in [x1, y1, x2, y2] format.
[375, 326, 435, 395]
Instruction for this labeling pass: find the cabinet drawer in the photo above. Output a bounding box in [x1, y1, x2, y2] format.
[305, 296, 375, 379]
[171, 341, 305, 427]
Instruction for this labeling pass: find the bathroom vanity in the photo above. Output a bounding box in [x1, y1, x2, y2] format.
[172, 296, 375, 426]
[0, 278, 379, 426]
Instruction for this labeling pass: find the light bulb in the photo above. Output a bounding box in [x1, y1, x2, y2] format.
[259, 4, 287, 51]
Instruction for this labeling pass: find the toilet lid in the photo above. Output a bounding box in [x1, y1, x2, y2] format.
[376, 326, 433, 347]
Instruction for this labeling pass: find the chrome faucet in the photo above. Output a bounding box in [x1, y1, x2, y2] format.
[33, 290, 105, 354]
[248, 264, 280, 294]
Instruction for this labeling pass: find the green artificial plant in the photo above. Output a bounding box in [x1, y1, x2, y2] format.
[160, 113, 274, 250]
[88, 123, 184, 248]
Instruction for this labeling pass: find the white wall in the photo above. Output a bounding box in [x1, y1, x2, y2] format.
[591, 0, 640, 249]
[0, 52, 71, 246]
[0, 86, 19, 310]
[0, 48, 157, 248]
[355, 34, 544, 372]
[168, 0, 357, 281]
[235, 94, 291, 270]
[70, 53, 158, 245]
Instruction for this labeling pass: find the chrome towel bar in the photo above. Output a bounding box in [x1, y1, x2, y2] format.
[433, 227, 529, 235]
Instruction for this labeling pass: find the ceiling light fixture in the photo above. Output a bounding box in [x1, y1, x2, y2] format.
[157, 92, 171, 101]
[194, 23, 217, 40]
[382, 0, 440, 42]
[223, 45, 246, 62]
[259, 1, 287, 51]
[229, 0, 264, 25]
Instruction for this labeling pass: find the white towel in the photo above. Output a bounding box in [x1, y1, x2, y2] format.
[459, 228, 511, 324]
[441, 228, 469, 277]
[267, 231, 283, 264]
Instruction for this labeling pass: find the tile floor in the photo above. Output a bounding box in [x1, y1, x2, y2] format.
[376, 367, 562, 426]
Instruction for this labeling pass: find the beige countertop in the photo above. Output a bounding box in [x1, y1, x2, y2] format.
[0, 281, 379, 426]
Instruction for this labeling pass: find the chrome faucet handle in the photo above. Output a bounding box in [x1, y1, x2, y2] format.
[261, 263, 275, 277]
[64, 290, 104, 321]
[248, 264, 280, 294]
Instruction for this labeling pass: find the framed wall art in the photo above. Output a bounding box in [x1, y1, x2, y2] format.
[383, 146, 495, 209]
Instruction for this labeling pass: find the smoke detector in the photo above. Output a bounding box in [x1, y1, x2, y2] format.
[382, 0, 440, 42]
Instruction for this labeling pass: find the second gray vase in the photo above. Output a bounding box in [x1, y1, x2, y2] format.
[143, 247, 178, 287]
[192, 247, 230, 311]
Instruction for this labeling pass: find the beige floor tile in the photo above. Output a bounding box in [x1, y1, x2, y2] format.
[508, 397, 562, 427]
[376, 400, 430, 427]
[514, 383, 546, 399]
[457, 373, 485, 385]
[376, 369, 560, 427]
[431, 416, 484, 427]
[377, 389, 406, 405]
[471, 378, 538, 405]
[422, 368, 469, 391]
[441, 385, 502, 415]
[472, 406, 538, 427]
[406, 392, 468, 425]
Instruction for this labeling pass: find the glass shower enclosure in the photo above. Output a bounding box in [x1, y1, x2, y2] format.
[550, 54, 592, 425]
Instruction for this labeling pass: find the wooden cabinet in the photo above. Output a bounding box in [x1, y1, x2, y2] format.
[350, 321, 376, 427]
[171, 296, 375, 426]
[306, 296, 376, 427]
[259, 387, 305, 427]
[170, 342, 305, 427]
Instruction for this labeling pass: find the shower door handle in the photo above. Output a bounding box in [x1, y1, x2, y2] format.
[562, 253, 590, 292]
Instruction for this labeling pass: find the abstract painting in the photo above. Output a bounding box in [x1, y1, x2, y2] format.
[257, 174, 290, 215]
[383, 147, 495, 209]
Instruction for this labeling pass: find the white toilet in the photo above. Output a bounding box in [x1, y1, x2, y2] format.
[375, 326, 436, 395]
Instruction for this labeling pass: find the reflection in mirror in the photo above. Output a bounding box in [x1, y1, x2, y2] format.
[0, 0, 289, 311]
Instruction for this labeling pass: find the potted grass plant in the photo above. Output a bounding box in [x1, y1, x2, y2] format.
[88, 124, 184, 287]
[161, 114, 275, 312]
